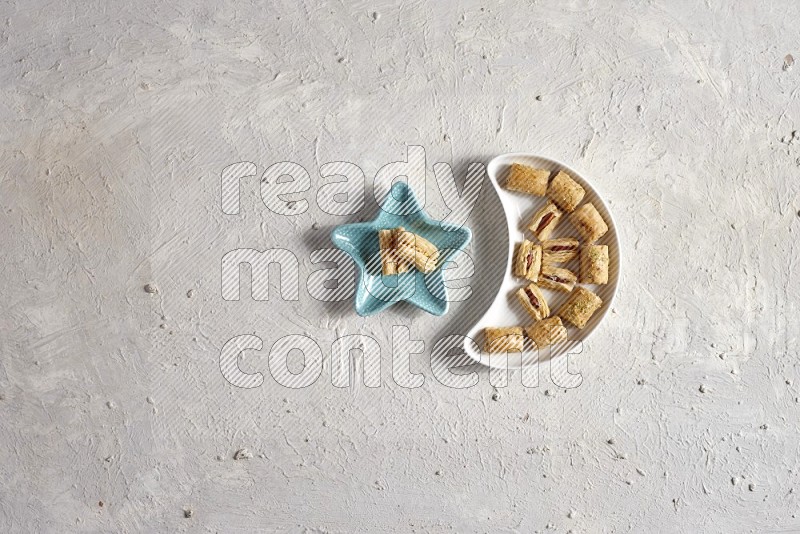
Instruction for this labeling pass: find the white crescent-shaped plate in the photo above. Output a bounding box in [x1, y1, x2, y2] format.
[463, 153, 621, 370]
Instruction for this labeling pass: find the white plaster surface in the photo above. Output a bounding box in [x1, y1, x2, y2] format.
[2, 0, 800, 532]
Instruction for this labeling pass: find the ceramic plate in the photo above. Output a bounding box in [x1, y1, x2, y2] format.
[463, 154, 621, 370]
[331, 182, 472, 317]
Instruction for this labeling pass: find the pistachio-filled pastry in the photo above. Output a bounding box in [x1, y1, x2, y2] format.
[527, 202, 562, 241]
[525, 317, 568, 349]
[580, 245, 609, 284]
[559, 286, 603, 329]
[547, 170, 585, 212]
[541, 237, 580, 264]
[505, 163, 549, 196]
[484, 326, 524, 353]
[537, 265, 577, 292]
[395, 229, 440, 273]
[378, 228, 411, 275]
[569, 202, 608, 243]
[516, 283, 550, 321]
[513, 240, 542, 281]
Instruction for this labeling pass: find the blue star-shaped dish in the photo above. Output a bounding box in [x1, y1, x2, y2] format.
[331, 182, 472, 316]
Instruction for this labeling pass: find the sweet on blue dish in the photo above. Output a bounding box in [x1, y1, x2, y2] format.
[330, 181, 472, 316]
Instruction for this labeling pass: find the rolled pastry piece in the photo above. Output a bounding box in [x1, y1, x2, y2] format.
[396, 229, 440, 273]
[537, 265, 577, 292]
[505, 163, 549, 196]
[569, 202, 608, 243]
[559, 286, 603, 329]
[541, 237, 580, 264]
[484, 326, 524, 353]
[580, 244, 609, 284]
[378, 227, 411, 275]
[525, 317, 568, 349]
[547, 170, 585, 213]
[513, 240, 542, 281]
[516, 283, 550, 321]
[527, 202, 562, 241]
[392, 228, 414, 273]
[378, 230, 396, 275]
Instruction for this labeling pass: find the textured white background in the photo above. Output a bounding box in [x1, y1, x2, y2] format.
[2, 0, 800, 532]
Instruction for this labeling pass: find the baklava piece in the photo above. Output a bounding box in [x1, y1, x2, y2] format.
[541, 237, 580, 264]
[516, 283, 550, 321]
[569, 202, 608, 243]
[580, 245, 609, 284]
[547, 170, 585, 212]
[537, 265, 577, 292]
[513, 240, 542, 281]
[395, 229, 440, 274]
[505, 163, 549, 197]
[559, 286, 603, 329]
[527, 202, 562, 241]
[484, 326, 524, 353]
[525, 317, 568, 349]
